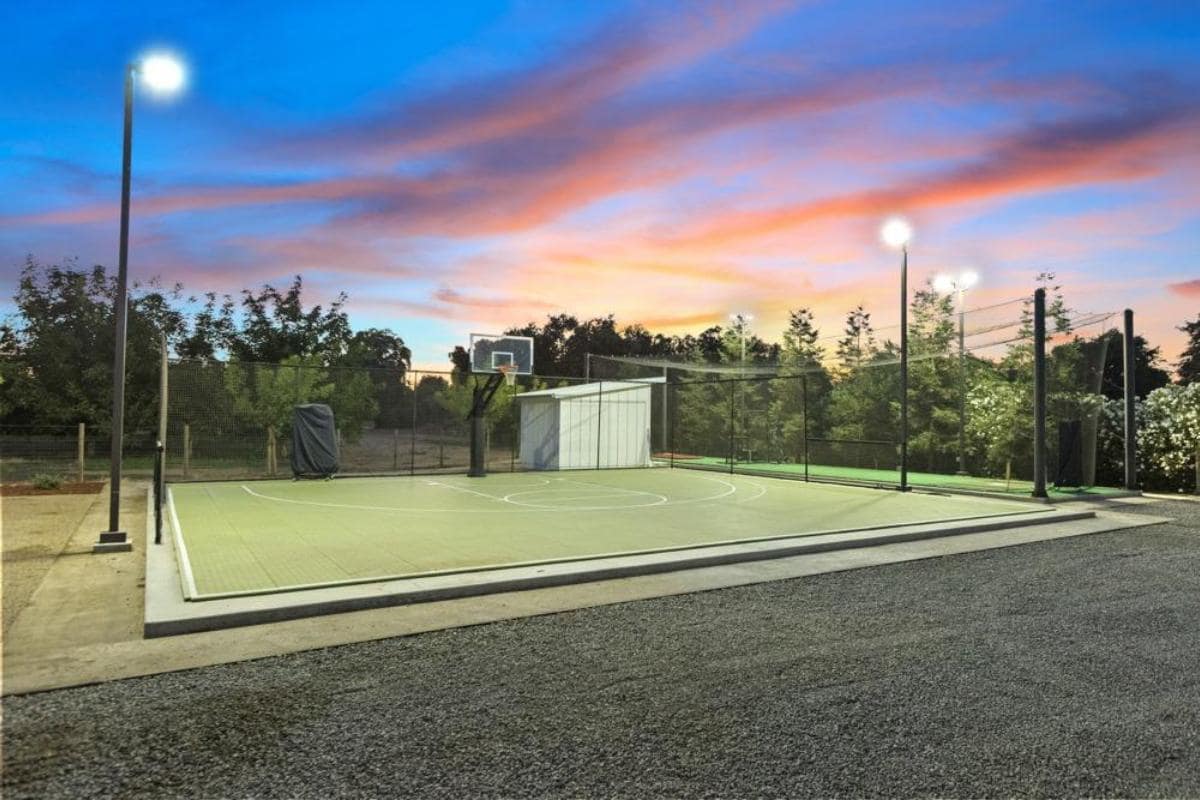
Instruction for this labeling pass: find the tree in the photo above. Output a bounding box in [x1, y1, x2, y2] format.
[1178, 314, 1200, 385]
[906, 283, 959, 471]
[1, 257, 187, 431]
[836, 305, 876, 372]
[769, 309, 830, 460]
[340, 328, 412, 429]
[224, 354, 379, 454]
[448, 346, 471, 385]
[506, 314, 578, 376]
[176, 292, 235, 361]
[1077, 329, 1170, 400]
[827, 303, 900, 469]
[227, 276, 351, 364]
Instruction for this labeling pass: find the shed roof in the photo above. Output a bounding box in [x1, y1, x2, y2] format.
[515, 378, 664, 401]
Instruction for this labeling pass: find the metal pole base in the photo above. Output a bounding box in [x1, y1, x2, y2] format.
[93, 530, 132, 554]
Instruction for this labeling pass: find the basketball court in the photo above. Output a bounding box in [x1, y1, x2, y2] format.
[143, 333, 1106, 637]
[167, 468, 1050, 599]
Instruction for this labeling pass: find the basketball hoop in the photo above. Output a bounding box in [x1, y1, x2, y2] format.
[498, 364, 517, 388]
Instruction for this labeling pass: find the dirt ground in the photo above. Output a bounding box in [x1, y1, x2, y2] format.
[1, 492, 102, 632]
[1, 481, 104, 497]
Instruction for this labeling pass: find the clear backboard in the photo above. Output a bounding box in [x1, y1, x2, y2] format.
[469, 333, 534, 375]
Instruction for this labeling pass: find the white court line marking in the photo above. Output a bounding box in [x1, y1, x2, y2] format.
[734, 480, 769, 504]
[237, 471, 762, 515]
[167, 488, 200, 600]
[426, 479, 512, 503]
[502, 486, 670, 510]
[240, 484, 512, 514]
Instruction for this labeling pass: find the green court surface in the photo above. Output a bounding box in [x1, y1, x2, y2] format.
[671, 457, 1126, 498]
[167, 468, 1046, 599]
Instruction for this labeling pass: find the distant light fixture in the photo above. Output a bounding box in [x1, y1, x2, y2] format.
[934, 270, 980, 295]
[140, 52, 186, 95]
[881, 217, 913, 249]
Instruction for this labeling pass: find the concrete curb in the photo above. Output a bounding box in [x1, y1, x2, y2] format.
[145, 507, 1095, 637]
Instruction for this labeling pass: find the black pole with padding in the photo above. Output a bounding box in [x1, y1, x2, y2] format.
[1123, 309, 1138, 491]
[1032, 288, 1048, 499]
[467, 373, 505, 477]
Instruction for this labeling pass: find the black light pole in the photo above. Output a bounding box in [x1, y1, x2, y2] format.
[1032, 288, 1048, 499]
[96, 65, 137, 553]
[1122, 309, 1138, 491]
[95, 53, 185, 554]
[899, 243, 909, 491]
[956, 286, 966, 474]
[935, 271, 978, 476]
[882, 218, 912, 491]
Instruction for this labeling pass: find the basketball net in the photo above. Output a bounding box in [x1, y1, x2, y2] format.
[497, 364, 516, 388]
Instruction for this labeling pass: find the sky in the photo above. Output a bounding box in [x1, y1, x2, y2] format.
[1, 0, 1197, 371]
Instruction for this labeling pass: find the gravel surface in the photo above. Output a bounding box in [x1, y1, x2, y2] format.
[4, 498, 1199, 799]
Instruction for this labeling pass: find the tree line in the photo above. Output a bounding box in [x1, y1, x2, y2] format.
[2, 257, 1197, 490]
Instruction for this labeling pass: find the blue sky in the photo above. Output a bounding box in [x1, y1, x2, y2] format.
[1, 0, 1198, 368]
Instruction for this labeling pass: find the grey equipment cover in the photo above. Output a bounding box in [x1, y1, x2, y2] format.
[291, 403, 339, 478]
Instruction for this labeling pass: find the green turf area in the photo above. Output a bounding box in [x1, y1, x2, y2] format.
[168, 468, 1047, 598]
[669, 457, 1127, 498]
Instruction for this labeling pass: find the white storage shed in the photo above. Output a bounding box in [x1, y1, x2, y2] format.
[516, 380, 660, 470]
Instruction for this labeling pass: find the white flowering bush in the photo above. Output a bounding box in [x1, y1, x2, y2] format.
[1140, 383, 1200, 493]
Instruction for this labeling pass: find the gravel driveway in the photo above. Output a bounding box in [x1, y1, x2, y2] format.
[4, 499, 1199, 798]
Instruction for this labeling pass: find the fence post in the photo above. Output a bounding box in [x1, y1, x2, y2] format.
[153, 441, 164, 545]
[183, 423, 191, 478]
[392, 427, 399, 471]
[158, 335, 168, 485]
[669, 380, 676, 469]
[802, 375, 809, 482]
[660, 367, 669, 453]
[1033, 288, 1048, 498]
[77, 422, 86, 482]
[410, 376, 418, 475]
[596, 381, 604, 470]
[1123, 309, 1138, 491]
[267, 425, 275, 476]
[728, 379, 735, 474]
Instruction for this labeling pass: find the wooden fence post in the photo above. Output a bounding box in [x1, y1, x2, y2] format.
[77, 422, 86, 482]
[183, 424, 191, 478]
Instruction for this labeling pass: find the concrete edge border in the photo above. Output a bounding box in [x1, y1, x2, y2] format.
[144, 507, 1096, 637]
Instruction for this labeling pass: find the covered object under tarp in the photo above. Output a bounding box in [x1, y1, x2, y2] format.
[290, 404, 339, 478]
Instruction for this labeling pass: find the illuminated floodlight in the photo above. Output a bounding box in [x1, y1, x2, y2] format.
[934, 270, 980, 294]
[140, 52, 186, 95]
[880, 217, 913, 249]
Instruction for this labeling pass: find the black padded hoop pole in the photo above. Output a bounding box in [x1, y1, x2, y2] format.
[467, 372, 506, 477]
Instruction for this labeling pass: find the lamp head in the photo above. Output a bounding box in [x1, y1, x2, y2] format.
[880, 217, 913, 249]
[933, 274, 955, 294]
[960, 270, 979, 289]
[138, 52, 186, 96]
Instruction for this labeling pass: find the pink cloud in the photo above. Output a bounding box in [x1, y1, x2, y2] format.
[1168, 279, 1200, 297]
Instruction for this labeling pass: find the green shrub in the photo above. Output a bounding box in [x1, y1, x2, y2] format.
[31, 473, 62, 490]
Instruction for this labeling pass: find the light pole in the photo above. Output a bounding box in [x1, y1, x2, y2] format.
[933, 270, 979, 476]
[729, 313, 754, 364]
[96, 52, 186, 554]
[881, 218, 913, 491]
[728, 313, 754, 465]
